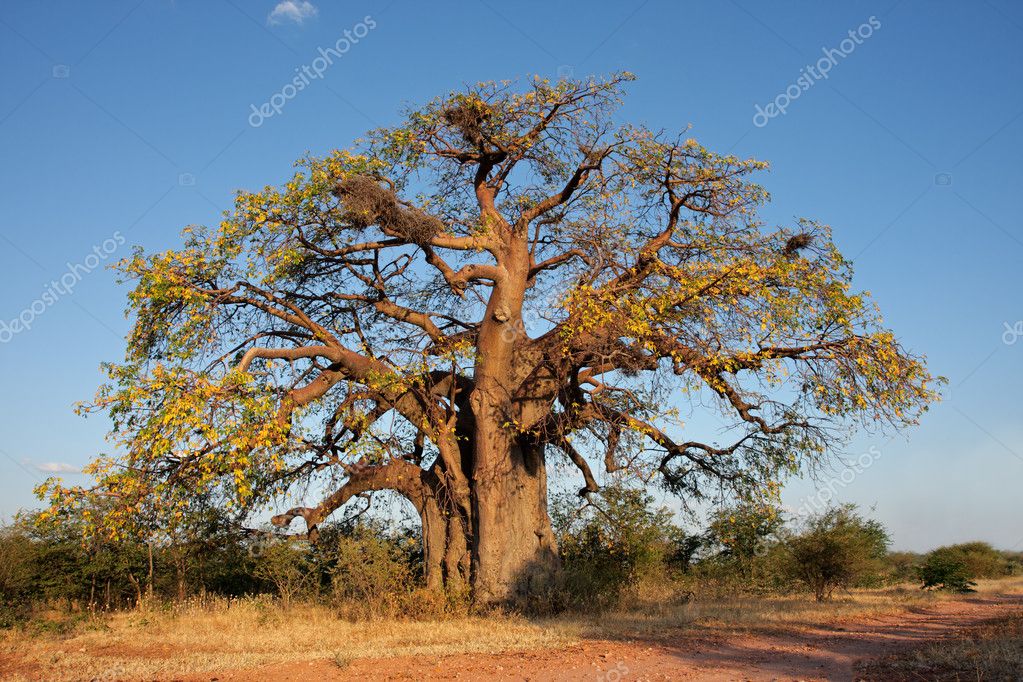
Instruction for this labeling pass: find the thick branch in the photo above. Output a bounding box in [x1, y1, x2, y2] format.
[271, 457, 429, 534]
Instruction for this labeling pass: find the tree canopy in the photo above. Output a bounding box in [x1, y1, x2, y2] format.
[39, 73, 939, 602]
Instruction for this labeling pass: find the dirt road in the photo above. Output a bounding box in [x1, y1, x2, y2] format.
[192, 593, 1023, 681]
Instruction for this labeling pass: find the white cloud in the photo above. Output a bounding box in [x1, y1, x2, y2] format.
[35, 462, 80, 474]
[267, 0, 318, 26]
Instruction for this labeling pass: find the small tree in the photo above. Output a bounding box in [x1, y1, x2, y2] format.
[940, 542, 1005, 578]
[703, 501, 785, 583]
[918, 546, 979, 593]
[665, 527, 703, 575]
[784, 505, 889, 601]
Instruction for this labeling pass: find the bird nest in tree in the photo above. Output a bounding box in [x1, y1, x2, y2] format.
[783, 232, 814, 256]
[442, 101, 491, 147]
[334, 175, 443, 245]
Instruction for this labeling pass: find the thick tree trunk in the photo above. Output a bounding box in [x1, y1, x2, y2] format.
[471, 434, 560, 605]
[465, 232, 561, 606]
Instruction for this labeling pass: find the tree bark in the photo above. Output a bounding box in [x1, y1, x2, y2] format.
[471, 432, 560, 605]
[419, 487, 470, 592]
[146, 542, 154, 602]
[465, 230, 562, 606]
[420, 495, 447, 592]
[127, 572, 143, 608]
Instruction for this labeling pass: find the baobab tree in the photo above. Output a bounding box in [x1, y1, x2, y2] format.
[40, 74, 938, 605]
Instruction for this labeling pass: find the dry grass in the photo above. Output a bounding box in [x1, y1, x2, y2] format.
[0, 597, 577, 682]
[590, 577, 1023, 639]
[860, 609, 1023, 680]
[2, 578, 1021, 681]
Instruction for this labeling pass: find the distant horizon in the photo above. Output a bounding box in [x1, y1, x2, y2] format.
[1, 1, 1020, 553]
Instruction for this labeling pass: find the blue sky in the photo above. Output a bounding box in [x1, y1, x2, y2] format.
[1, 0, 1020, 552]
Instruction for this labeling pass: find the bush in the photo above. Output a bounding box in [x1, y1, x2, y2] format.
[918, 546, 978, 593]
[1004, 551, 1023, 577]
[939, 542, 1006, 579]
[664, 526, 703, 574]
[0, 526, 35, 626]
[783, 505, 889, 601]
[553, 484, 678, 610]
[694, 501, 787, 594]
[252, 539, 316, 609]
[916, 543, 1007, 593]
[327, 526, 416, 618]
[883, 550, 923, 585]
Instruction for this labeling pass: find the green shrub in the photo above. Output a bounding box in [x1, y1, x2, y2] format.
[939, 542, 1006, 579]
[0, 526, 35, 626]
[252, 539, 316, 609]
[317, 517, 465, 619]
[553, 484, 678, 610]
[330, 534, 410, 614]
[694, 501, 787, 594]
[916, 542, 1007, 593]
[918, 546, 978, 593]
[1003, 551, 1023, 576]
[883, 550, 923, 584]
[783, 505, 890, 601]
